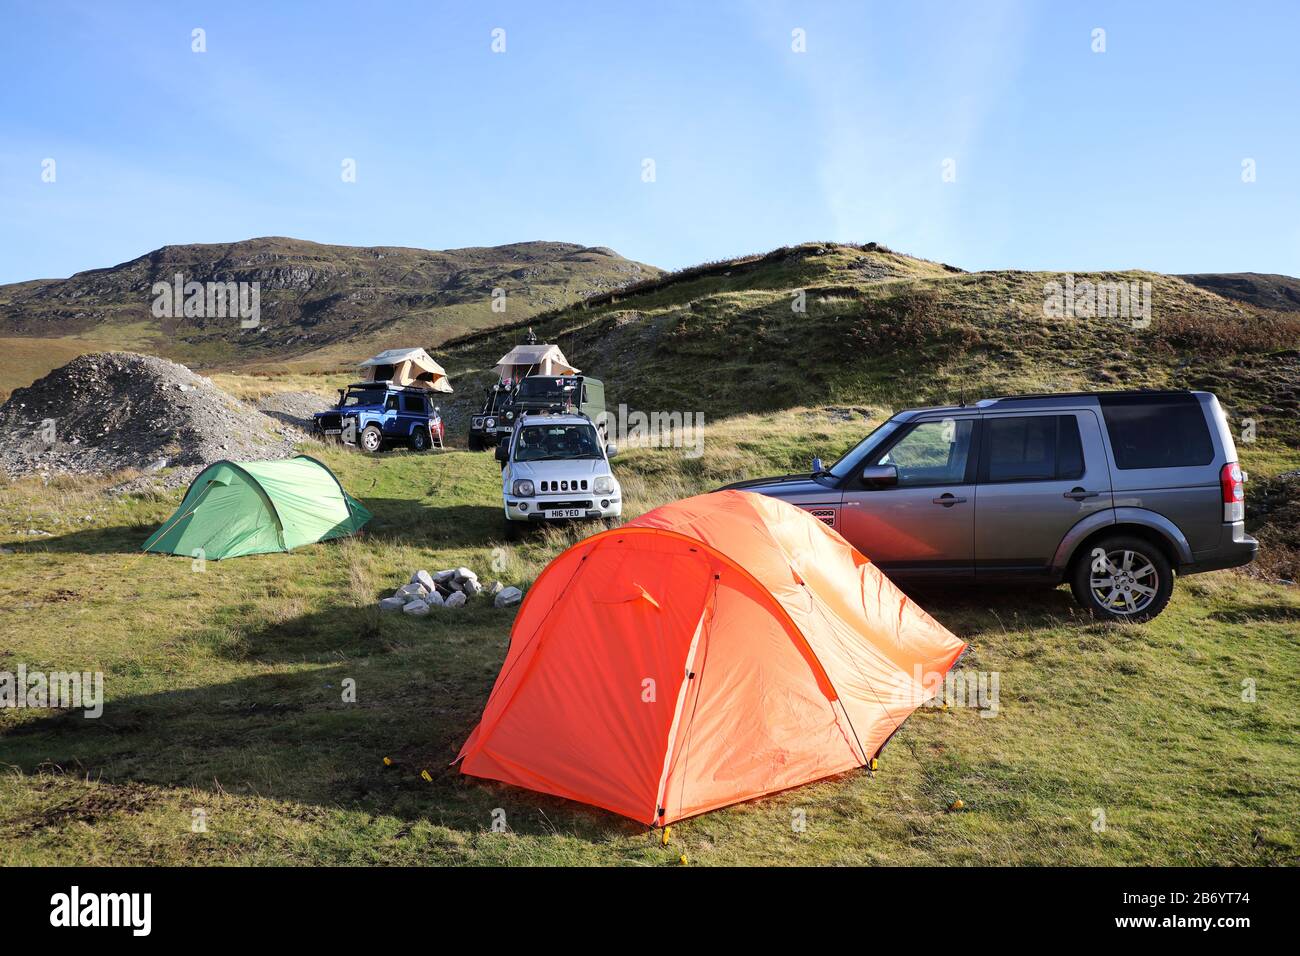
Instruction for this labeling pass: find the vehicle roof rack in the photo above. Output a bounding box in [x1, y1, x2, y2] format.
[978, 388, 1195, 405]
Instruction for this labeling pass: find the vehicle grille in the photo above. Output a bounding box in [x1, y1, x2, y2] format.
[539, 479, 589, 493]
[316, 413, 342, 430]
[540, 500, 593, 510]
[807, 508, 836, 527]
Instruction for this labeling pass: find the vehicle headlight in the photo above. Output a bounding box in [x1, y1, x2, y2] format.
[486, 417, 496, 428]
[593, 476, 615, 494]
[472, 417, 483, 428]
[512, 479, 535, 497]
[506, 411, 514, 419]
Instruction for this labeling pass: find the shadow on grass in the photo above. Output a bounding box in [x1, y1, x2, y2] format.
[22, 523, 156, 556]
[0, 602, 645, 843]
[360, 499, 504, 550]
[902, 582, 1084, 635]
[24, 499, 504, 557]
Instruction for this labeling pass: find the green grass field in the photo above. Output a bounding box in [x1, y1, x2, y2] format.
[1, 411, 1296, 866]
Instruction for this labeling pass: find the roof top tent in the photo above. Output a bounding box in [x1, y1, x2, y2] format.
[359, 348, 453, 393]
[494, 344, 578, 386]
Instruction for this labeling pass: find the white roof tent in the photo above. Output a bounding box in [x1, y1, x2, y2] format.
[494, 344, 578, 384]
[358, 348, 453, 393]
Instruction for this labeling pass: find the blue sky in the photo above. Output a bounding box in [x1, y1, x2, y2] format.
[1, 1, 1297, 283]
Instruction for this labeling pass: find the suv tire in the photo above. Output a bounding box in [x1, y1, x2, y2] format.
[360, 425, 384, 454]
[1070, 535, 1173, 623]
[409, 427, 430, 452]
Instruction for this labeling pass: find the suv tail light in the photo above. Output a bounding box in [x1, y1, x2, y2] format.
[1220, 462, 1245, 522]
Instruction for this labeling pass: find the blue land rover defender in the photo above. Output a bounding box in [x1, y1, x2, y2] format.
[313, 382, 445, 452]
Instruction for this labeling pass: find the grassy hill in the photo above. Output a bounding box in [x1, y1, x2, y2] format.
[0, 237, 660, 398]
[438, 242, 1300, 437]
[1181, 272, 1300, 312]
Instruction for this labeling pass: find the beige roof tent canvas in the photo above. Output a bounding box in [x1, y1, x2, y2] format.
[494, 344, 578, 383]
[359, 348, 453, 393]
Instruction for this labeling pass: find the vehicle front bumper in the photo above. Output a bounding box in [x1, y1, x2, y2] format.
[504, 495, 622, 522]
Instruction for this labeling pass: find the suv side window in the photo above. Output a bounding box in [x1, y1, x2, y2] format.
[384, 394, 398, 411]
[981, 415, 1085, 483]
[873, 419, 974, 487]
[401, 394, 424, 413]
[1099, 395, 1213, 469]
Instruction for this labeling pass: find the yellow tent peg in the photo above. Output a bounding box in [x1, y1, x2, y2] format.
[420, 769, 432, 783]
[869, 758, 878, 771]
[661, 825, 673, 846]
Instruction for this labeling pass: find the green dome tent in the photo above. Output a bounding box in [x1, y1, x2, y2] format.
[142, 456, 371, 560]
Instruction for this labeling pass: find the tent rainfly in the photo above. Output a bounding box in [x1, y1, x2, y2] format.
[359, 348, 453, 392]
[494, 344, 577, 384]
[142, 456, 371, 560]
[457, 490, 968, 826]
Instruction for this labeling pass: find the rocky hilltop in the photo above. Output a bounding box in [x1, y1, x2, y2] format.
[0, 237, 660, 367]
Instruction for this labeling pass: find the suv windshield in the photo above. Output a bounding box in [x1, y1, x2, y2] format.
[514, 423, 603, 462]
[517, 377, 577, 402]
[828, 420, 900, 479]
[343, 387, 386, 407]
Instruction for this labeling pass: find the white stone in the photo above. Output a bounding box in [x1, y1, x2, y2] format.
[454, 566, 477, 583]
[494, 586, 523, 608]
[425, 590, 445, 607]
[488, 580, 504, 596]
[413, 569, 436, 592]
[396, 582, 428, 600]
[434, 569, 458, 583]
[462, 578, 483, 596]
[402, 599, 430, 616]
[379, 596, 406, 612]
[444, 591, 468, 608]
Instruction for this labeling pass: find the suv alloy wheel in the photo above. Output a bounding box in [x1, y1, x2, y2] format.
[409, 427, 430, 452]
[360, 424, 384, 453]
[1070, 535, 1173, 622]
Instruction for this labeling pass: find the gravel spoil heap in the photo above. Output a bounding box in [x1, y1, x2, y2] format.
[0, 352, 302, 485]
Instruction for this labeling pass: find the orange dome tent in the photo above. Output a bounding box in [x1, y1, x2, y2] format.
[457, 490, 967, 826]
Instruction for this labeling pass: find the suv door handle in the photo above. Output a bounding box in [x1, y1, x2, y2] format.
[931, 494, 967, 507]
[1064, 488, 1099, 500]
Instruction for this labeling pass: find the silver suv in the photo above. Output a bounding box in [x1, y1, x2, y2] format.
[727, 391, 1257, 621]
[497, 411, 621, 538]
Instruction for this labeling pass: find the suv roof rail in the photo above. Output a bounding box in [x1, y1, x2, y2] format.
[979, 388, 1196, 405]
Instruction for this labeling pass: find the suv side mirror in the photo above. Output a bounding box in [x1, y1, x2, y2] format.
[859, 464, 898, 488]
[811, 456, 824, 474]
[605, 443, 617, 458]
[494, 443, 509, 463]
